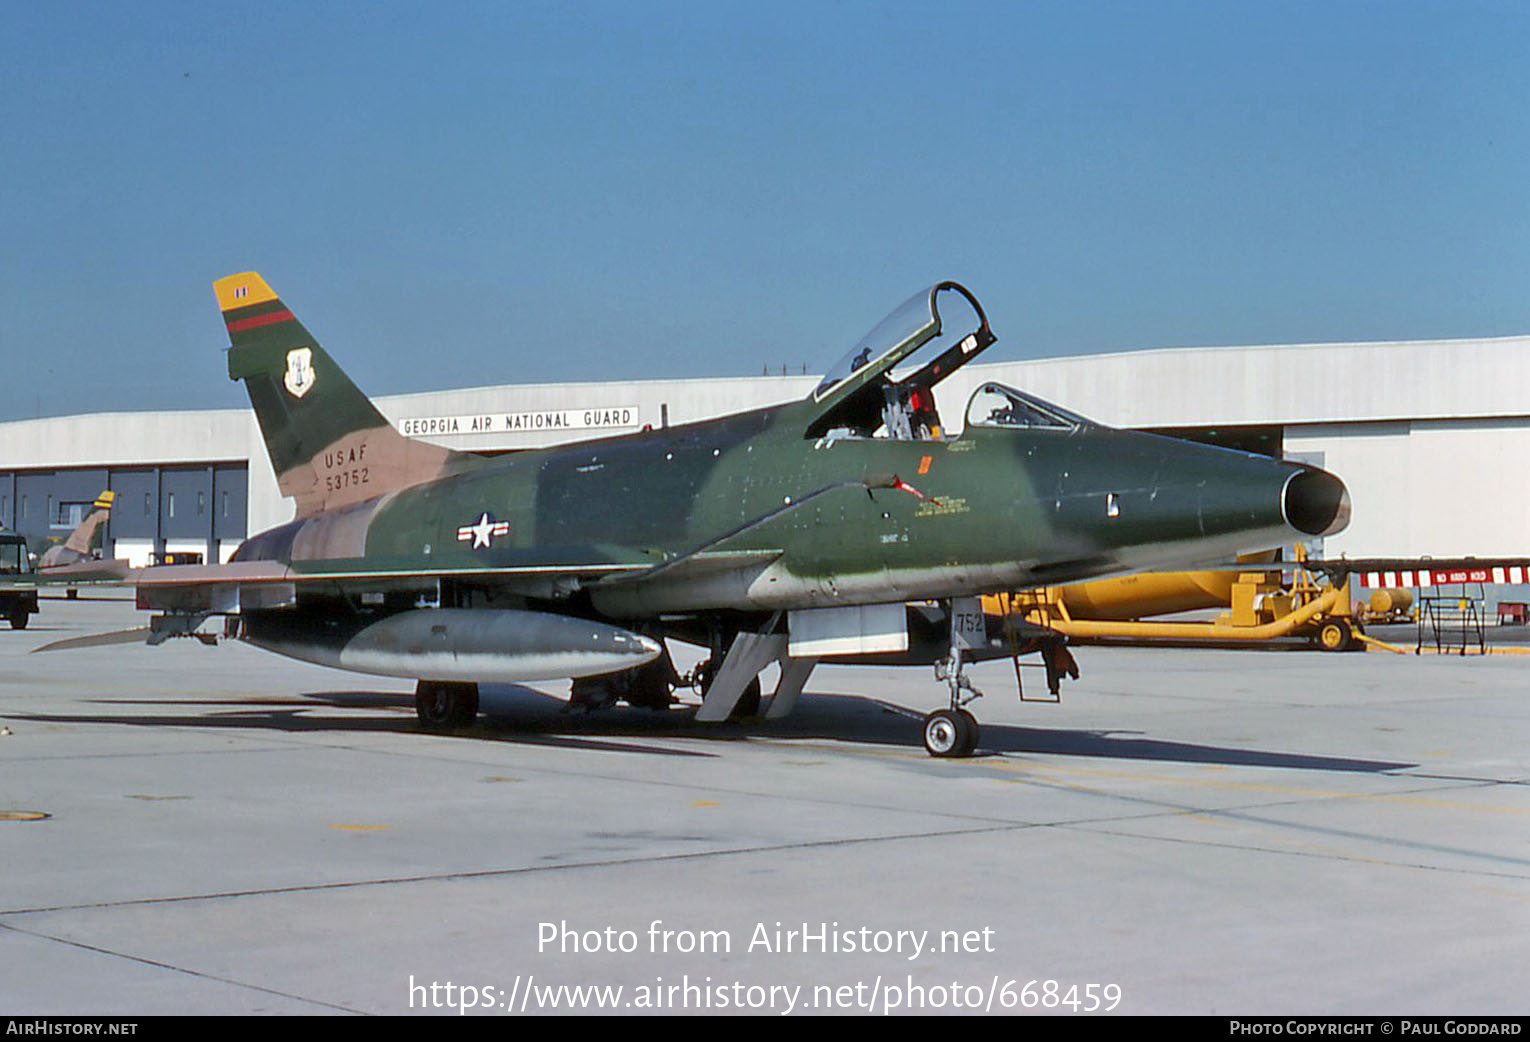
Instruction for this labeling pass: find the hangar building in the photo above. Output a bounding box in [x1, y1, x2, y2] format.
[2, 333, 1526, 567]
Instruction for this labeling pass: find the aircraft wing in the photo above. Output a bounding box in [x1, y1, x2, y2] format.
[34, 559, 133, 585]
[129, 547, 662, 613]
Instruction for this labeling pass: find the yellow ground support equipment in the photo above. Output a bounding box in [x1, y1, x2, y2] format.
[988, 547, 1365, 651]
[1359, 588, 1415, 625]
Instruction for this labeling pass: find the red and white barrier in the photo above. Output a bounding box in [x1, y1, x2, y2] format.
[1359, 565, 1530, 588]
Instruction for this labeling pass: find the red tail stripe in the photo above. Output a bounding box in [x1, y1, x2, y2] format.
[225, 309, 295, 333]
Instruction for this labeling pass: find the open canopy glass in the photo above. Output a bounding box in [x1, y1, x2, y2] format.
[811, 281, 992, 403]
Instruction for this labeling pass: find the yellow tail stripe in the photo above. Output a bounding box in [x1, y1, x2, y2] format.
[213, 272, 279, 313]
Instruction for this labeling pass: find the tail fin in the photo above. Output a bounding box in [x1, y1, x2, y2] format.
[39, 491, 114, 567]
[214, 273, 461, 517]
[62, 490, 114, 556]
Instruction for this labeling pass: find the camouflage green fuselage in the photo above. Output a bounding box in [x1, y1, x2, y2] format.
[239, 394, 1325, 625]
[199, 273, 1351, 697]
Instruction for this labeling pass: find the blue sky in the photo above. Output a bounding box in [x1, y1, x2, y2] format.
[3, 1, 1528, 420]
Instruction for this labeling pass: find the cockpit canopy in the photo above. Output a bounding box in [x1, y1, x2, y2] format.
[812, 281, 991, 402]
[964, 382, 1091, 431]
[805, 282, 1094, 441]
[807, 281, 995, 439]
[812, 290, 936, 400]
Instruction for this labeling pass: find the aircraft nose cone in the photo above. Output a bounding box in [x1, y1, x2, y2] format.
[1282, 468, 1350, 537]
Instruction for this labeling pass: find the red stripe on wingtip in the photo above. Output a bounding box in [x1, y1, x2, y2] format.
[225, 309, 295, 333]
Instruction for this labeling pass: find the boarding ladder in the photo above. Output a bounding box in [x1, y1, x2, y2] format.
[996, 591, 1064, 702]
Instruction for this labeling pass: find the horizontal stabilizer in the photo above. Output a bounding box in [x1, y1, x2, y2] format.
[33, 628, 152, 653]
[35, 559, 131, 584]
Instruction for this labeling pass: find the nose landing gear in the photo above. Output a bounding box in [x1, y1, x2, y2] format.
[919, 597, 1078, 758]
[923, 599, 986, 757]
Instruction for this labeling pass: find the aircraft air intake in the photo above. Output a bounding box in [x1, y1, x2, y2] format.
[1281, 468, 1351, 538]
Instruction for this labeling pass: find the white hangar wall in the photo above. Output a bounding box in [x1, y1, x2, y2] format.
[1282, 418, 1530, 558]
[3, 334, 1528, 562]
[0, 408, 275, 566]
[990, 336, 1530, 429]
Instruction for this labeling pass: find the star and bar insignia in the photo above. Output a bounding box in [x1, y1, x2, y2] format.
[457, 512, 511, 549]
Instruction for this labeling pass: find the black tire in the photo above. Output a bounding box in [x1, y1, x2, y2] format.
[692, 658, 717, 696]
[8, 608, 29, 631]
[1317, 619, 1352, 653]
[415, 680, 479, 728]
[924, 709, 970, 758]
[569, 675, 617, 712]
[730, 677, 762, 720]
[624, 658, 677, 710]
[954, 708, 979, 756]
[694, 660, 761, 721]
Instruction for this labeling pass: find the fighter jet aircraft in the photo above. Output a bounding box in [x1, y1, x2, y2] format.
[36, 491, 115, 569]
[115, 273, 1349, 756]
[3, 491, 121, 627]
[35, 490, 123, 571]
[29, 490, 134, 585]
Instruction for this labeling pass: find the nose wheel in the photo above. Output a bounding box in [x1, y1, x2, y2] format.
[923, 707, 979, 757]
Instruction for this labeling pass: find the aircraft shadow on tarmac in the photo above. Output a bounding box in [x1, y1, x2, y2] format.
[12, 689, 711, 759]
[747, 690, 1415, 773]
[7, 682, 1416, 774]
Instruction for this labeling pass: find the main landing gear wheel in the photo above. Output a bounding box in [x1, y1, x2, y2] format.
[923, 708, 978, 758]
[1316, 619, 1353, 653]
[570, 654, 678, 713]
[415, 680, 479, 729]
[691, 658, 762, 721]
[731, 677, 762, 720]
